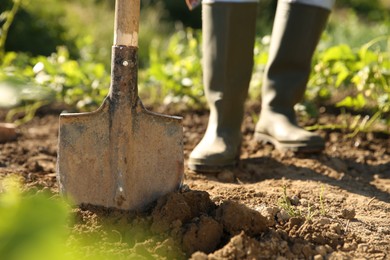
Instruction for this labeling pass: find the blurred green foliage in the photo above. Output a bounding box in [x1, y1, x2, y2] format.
[0, 175, 185, 260]
[139, 29, 204, 108]
[1, 0, 72, 56]
[335, 0, 389, 21]
[308, 36, 390, 131]
[1, 0, 389, 66]
[0, 0, 389, 132]
[0, 176, 71, 260]
[324, 9, 390, 49]
[0, 46, 110, 124]
[0, 0, 171, 68]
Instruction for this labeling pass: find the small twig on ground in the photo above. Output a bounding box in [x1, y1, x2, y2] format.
[367, 197, 376, 206]
[236, 178, 244, 185]
[345, 219, 350, 233]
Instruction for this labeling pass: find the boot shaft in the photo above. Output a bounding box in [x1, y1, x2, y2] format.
[202, 2, 257, 97]
[188, 2, 258, 171]
[262, 2, 330, 113]
[202, 2, 257, 132]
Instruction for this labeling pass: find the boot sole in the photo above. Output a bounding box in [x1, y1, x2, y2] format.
[254, 132, 325, 153]
[187, 159, 237, 173]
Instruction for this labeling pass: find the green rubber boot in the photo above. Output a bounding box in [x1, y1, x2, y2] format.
[188, 2, 257, 172]
[255, 1, 330, 152]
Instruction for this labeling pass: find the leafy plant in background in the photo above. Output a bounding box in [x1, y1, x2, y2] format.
[307, 35, 390, 133]
[1, 0, 74, 57]
[0, 46, 110, 124]
[0, 0, 187, 125]
[0, 0, 107, 124]
[139, 28, 205, 108]
[249, 35, 270, 99]
[1, 0, 389, 134]
[323, 9, 390, 50]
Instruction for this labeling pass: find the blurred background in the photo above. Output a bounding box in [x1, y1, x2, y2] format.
[2, 0, 389, 66]
[0, 0, 389, 131]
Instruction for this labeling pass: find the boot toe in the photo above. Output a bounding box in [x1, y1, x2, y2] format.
[188, 157, 237, 173]
[188, 140, 239, 173]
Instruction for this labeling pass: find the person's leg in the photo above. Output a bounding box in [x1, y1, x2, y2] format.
[255, 0, 333, 152]
[188, 1, 257, 172]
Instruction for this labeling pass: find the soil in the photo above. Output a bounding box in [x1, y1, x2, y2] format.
[0, 103, 389, 259]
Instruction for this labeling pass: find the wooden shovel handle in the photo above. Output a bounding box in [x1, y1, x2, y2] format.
[114, 0, 140, 47]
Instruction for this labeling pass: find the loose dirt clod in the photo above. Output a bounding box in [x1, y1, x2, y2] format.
[151, 192, 193, 233]
[216, 200, 268, 236]
[201, 232, 263, 259]
[340, 207, 356, 220]
[0, 123, 17, 143]
[151, 190, 215, 234]
[217, 170, 235, 183]
[182, 215, 223, 254]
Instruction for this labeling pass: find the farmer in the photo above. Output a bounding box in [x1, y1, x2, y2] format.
[186, 0, 335, 172]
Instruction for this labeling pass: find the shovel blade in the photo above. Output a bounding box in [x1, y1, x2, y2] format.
[57, 100, 183, 210]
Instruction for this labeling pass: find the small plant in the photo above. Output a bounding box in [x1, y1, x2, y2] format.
[305, 202, 316, 221]
[278, 185, 330, 220]
[278, 185, 300, 218]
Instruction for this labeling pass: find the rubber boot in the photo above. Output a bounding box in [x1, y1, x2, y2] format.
[188, 2, 257, 172]
[255, 1, 330, 152]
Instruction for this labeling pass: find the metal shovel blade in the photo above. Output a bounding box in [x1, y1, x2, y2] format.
[57, 46, 183, 210]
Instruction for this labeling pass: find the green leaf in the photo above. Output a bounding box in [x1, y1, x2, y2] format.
[358, 48, 378, 64]
[321, 44, 356, 62]
[336, 93, 367, 109]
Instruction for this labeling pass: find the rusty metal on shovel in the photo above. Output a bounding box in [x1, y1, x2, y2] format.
[57, 0, 183, 210]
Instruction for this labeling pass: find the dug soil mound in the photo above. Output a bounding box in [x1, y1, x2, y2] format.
[0, 105, 389, 259]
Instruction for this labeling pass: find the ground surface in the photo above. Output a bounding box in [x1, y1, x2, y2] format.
[0, 104, 389, 259]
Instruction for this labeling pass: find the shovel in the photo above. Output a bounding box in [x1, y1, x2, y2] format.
[57, 0, 183, 210]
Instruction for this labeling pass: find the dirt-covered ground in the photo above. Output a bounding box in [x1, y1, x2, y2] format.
[0, 104, 389, 259]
